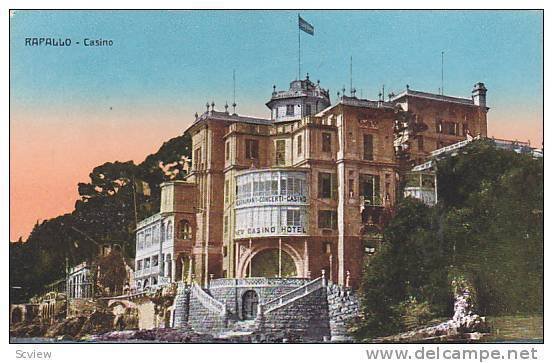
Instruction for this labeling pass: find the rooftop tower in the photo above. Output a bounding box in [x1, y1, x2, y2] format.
[266, 74, 330, 123]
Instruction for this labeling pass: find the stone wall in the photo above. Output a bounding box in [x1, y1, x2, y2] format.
[326, 284, 359, 341]
[136, 300, 156, 330]
[172, 284, 190, 328]
[67, 298, 95, 318]
[257, 286, 331, 342]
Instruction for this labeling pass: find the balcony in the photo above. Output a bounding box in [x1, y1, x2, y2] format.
[134, 265, 162, 279]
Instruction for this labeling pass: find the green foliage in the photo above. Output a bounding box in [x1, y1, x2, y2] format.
[355, 141, 543, 340]
[93, 250, 128, 297]
[10, 133, 192, 302]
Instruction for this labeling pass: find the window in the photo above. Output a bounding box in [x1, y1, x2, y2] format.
[462, 123, 469, 136]
[137, 233, 144, 250]
[166, 254, 172, 278]
[166, 221, 173, 240]
[276, 140, 286, 165]
[363, 134, 374, 160]
[348, 178, 355, 198]
[318, 210, 337, 229]
[286, 104, 294, 116]
[153, 225, 159, 244]
[297, 135, 303, 156]
[318, 172, 337, 199]
[446, 122, 456, 135]
[359, 174, 381, 206]
[322, 241, 332, 254]
[145, 229, 152, 247]
[225, 180, 229, 203]
[225, 141, 230, 160]
[194, 147, 202, 168]
[286, 209, 301, 226]
[436, 120, 443, 133]
[144, 258, 151, 268]
[305, 103, 312, 116]
[224, 216, 228, 234]
[178, 220, 192, 239]
[322, 133, 332, 152]
[136, 260, 142, 271]
[245, 139, 259, 159]
[152, 255, 159, 267]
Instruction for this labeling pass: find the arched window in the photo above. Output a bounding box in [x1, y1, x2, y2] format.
[160, 222, 165, 242]
[178, 220, 192, 239]
[166, 221, 173, 240]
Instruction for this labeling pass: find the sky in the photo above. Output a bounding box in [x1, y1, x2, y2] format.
[9, 10, 543, 241]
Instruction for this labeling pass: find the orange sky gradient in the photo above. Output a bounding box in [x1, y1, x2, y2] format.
[9, 103, 543, 241]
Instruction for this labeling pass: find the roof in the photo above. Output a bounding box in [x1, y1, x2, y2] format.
[391, 89, 476, 107]
[266, 77, 330, 108]
[316, 95, 397, 116]
[192, 110, 272, 127]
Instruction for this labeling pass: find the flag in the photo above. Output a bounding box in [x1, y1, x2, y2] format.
[298, 15, 314, 35]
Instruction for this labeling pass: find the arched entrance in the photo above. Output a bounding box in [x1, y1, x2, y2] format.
[250, 248, 297, 277]
[241, 290, 259, 320]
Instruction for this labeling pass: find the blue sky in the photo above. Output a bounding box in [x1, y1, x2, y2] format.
[10, 10, 543, 117]
[8, 10, 544, 240]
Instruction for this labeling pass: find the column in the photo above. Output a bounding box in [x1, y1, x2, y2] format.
[187, 256, 193, 284]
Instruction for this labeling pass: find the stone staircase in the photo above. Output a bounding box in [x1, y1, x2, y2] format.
[171, 277, 360, 342]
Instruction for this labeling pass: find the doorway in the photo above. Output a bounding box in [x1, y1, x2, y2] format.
[241, 290, 259, 320]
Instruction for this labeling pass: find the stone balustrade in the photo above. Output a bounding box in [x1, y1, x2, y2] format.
[208, 277, 309, 290]
[261, 277, 325, 314]
[190, 282, 226, 317]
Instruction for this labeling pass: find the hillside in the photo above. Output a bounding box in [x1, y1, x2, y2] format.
[10, 132, 192, 303]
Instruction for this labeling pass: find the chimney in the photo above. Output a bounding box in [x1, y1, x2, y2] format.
[472, 82, 487, 108]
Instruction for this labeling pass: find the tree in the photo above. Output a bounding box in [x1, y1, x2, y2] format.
[93, 250, 128, 297]
[354, 141, 543, 340]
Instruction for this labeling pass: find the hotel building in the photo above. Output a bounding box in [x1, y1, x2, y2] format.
[134, 75, 488, 290]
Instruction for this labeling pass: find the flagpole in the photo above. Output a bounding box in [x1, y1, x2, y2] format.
[441, 51, 444, 95]
[298, 14, 301, 80]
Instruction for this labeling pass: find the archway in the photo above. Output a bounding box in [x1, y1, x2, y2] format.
[241, 290, 259, 320]
[250, 248, 297, 277]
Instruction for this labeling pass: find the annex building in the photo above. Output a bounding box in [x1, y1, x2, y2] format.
[133, 75, 489, 291]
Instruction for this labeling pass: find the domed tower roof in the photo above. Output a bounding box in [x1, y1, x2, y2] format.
[266, 74, 330, 123]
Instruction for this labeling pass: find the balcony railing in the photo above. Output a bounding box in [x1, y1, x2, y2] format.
[134, 265, 162, 278]
[360, 195, 383, 207]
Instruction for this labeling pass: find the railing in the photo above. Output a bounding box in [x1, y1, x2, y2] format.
[430, 135, 481, 157]
[261, 277, 325, 314]
[134, 265, 162, 278]
[209, 277, 310, 289]
[190, 282, 226, 316]
[360, 195, 383, 207]
[136, 213, 162, 229]
[412, 160, 434, 172]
